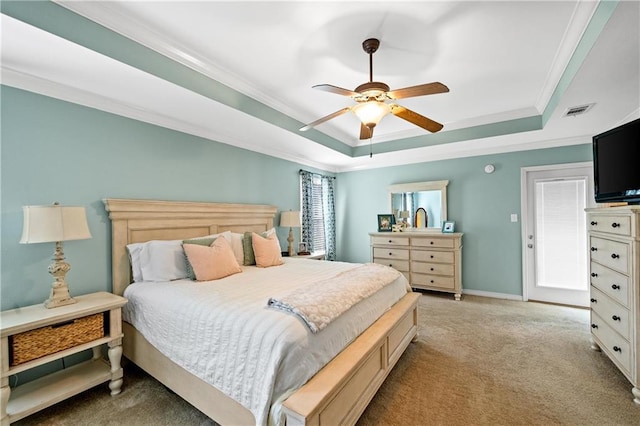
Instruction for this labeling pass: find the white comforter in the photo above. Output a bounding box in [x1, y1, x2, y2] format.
[122, 258, 409, 426]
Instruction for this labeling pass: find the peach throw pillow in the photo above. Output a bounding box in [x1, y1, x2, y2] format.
[182, 236, 242, 281]
[252, 232, 284, 268]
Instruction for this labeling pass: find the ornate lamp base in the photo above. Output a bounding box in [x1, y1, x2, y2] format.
[45, 287, 77, 308]
[287, 227, 295, 256]
[44, 241, 77, 309]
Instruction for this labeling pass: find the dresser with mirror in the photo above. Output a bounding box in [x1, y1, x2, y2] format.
[370, 180, 463, 300]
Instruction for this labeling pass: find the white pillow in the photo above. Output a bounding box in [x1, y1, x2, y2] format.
[126, 243, 144, 282]
[226, 232, 245, 265]
[139, 240, 188, 282]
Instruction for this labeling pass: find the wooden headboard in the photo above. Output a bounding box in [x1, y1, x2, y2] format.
[103, 198, 278, 296]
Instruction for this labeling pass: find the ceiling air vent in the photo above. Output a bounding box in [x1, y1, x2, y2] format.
[563, 103, 595, 117]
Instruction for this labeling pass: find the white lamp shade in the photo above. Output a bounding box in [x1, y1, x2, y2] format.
[280, 210, 301, 228]
[352, 101, 391, 127]
[20, 205, 92, 244]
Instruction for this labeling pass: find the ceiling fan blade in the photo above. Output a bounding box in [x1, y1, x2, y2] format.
[312, 84, 360, 97]
[386, 82, 449, 100]
[300, 107, 351, 131]
[390, 104, 444, 133]
[359, 123, 373, 140]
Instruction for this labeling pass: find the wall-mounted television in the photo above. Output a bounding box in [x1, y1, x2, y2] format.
[593, 117, 640, 204]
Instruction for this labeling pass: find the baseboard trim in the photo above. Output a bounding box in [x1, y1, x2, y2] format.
[462, 289, 523, 301]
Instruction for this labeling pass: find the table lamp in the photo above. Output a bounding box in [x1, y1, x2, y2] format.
[279, 210, 301, 256]
[20, 203, 92, 308]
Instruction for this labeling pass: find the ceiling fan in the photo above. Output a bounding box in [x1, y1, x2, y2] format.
[300, 38, 449, 140]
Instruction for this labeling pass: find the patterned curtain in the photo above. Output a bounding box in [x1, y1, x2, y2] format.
[299, 170, 337, 261]
[300, 170, 315, 254]
[322, 175, 336, 261]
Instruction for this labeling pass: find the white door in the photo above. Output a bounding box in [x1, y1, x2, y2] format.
[522, 163, 595, 307]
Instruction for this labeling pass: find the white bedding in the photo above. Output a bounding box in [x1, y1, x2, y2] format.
[122, 258, 409, 426]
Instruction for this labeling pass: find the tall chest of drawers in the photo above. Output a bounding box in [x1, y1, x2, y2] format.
[370, 232, 463, 300]
[586, 206, 640, 403]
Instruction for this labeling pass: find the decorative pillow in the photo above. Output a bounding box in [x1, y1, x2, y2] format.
[139, 240, 188, 282]
[252, 232, 284, 268]
[182, 237, 217, 280]
[183, 237, 242, 281]
[242, 228, 276, 265]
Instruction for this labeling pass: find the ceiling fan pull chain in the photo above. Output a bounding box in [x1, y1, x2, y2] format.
[369, 136, 373, 158]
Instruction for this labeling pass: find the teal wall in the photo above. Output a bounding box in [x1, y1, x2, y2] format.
[336, 144, 592, 297]
[0, 86, 327, 310]
[1, 85, 594, 311]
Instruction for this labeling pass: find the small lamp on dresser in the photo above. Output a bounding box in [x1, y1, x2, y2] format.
[280, 210, 301, 256]
[19, 202, 92, 308]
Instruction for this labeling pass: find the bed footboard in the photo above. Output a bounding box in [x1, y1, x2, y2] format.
[282, 292, 420, 425]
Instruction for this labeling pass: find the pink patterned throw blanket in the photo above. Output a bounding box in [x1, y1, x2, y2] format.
[268, 263, 402, 333]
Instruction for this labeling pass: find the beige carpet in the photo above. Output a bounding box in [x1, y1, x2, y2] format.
[14, 293, 640, 425]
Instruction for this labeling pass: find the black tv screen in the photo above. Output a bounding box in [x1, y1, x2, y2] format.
[593, 117, 640, 204]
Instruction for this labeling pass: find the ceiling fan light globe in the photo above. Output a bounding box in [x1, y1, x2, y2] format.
[352, 101, 390, 127]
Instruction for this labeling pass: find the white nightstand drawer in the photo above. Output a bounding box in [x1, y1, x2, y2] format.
[590, 262, 631, 308]
[588, 214, 632, 237]
[411, 262, 454, 276]
[373, 258, 409, 272]
[591, 311, 631, 375]
[590, 287, 631, 340]
[371, 236, 409, 246]
[373, 247, 409, 260]
[589, 236, 630, 275]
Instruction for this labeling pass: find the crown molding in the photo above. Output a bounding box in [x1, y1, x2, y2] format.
[1, 66, 338, 173]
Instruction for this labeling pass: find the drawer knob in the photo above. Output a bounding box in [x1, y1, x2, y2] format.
[430, 267, 434, 271]
[591, 323, 598, 329]
[611, 253, 620, 259]
[389, 252, 393, 256]
[612, 315, 621, 321]
[591, 273, 598, 277]
[590, 298, 597, 303]
[612, 284, 620, 290]
[613, 346, 622, 353]
[590, 221, 598, 226]
[590, 247, 598, 252]
[430, 241, 434, 245]
[612, 222, 620, 228]
[430, 280, 434, 283]
[430, 255, 434, 259]
[389, 264, 393, 267]
[388, 240, 392, 243]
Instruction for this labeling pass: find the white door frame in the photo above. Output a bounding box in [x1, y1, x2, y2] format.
[520, 162, 593, 302]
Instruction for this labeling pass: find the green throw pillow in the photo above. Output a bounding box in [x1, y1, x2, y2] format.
[243, 231, 268, 265]
[183, 237, 217, 280]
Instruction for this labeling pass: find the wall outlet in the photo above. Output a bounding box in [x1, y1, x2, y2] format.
[511, 214, 518, 222]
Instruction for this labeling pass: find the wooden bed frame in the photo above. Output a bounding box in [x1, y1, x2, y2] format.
[104, 198, 419, 425]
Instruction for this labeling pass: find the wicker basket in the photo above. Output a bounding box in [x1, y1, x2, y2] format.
[10, 313, 105, 366]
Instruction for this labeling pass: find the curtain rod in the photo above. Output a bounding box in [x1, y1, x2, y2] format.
[299, 169, 336, 179]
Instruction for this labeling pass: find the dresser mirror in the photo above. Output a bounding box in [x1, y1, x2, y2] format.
[389, 180, 448, 231]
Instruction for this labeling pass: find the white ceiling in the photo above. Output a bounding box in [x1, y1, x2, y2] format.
[1, 1, 638, 172]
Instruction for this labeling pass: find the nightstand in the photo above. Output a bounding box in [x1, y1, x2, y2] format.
[296, 252, 325, 260]
[1, 292, 127, 425]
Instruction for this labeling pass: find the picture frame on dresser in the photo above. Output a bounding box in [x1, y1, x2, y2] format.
[442, 221, 455, 233]
[377, 214, 394, 232]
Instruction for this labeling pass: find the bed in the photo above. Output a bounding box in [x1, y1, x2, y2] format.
[103, 198, 420, 426]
